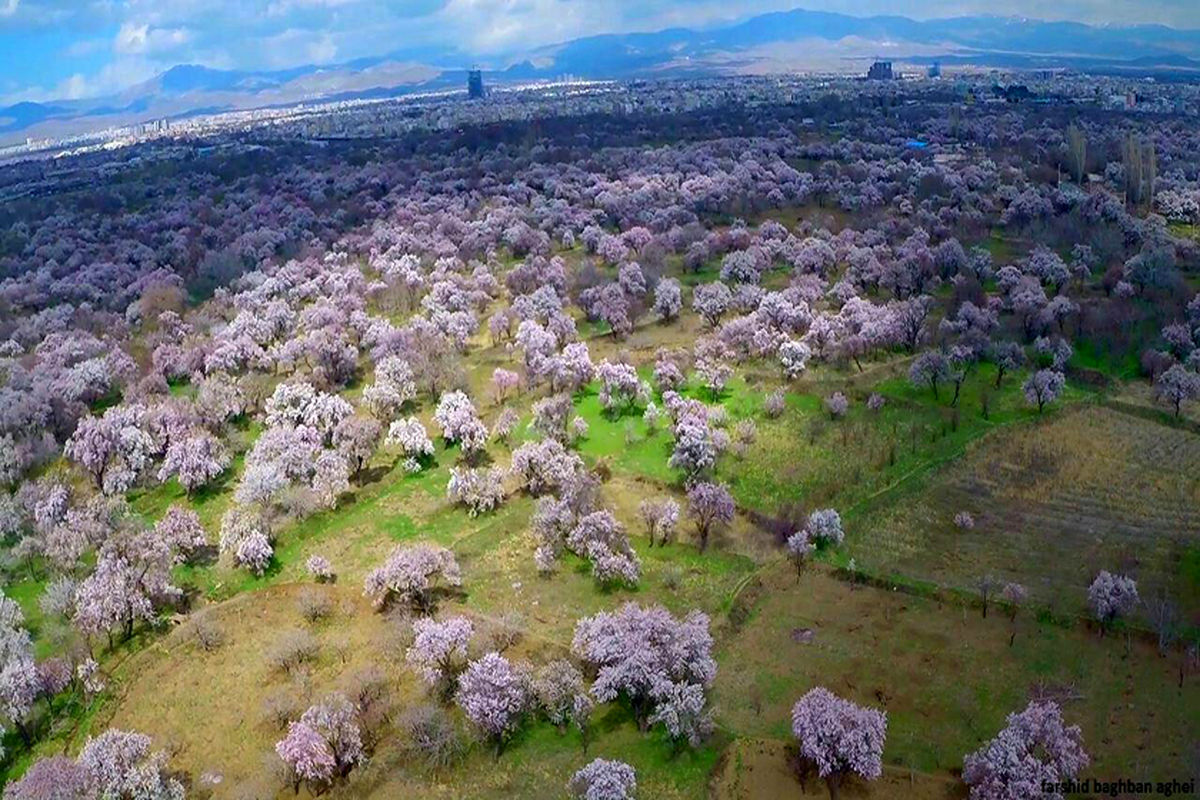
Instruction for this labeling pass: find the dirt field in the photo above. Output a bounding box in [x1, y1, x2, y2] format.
[849, 404, 1200, 620]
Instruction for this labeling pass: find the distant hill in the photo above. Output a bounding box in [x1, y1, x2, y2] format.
[528, 10, 1200, 77]
[3, 8, 1199, 145]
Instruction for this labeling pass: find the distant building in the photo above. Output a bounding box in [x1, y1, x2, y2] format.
[927, 62, 941, 79]
[467, 69, 485, 100]
[867, 61, 894, 80]
[998, 84, 1034, 103]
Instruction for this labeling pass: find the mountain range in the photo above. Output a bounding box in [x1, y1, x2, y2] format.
[3, 7, 1200, 146]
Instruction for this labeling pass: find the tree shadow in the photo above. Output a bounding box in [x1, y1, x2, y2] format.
[704, 387, 730, 404]
[259, 555, 285, 580]
[355, 464, 392, 486]
[597, 579, 640, 596]
[596, 701, 637, 734]
[380, 585, 469, 617]
[188, 543, 220, 568]
[601, 403, 646, 423]
[435, 585, 469, 606]
[745, 504, 806, 546]
[190, 468, 235, 503]
[460, 449, 495, 468]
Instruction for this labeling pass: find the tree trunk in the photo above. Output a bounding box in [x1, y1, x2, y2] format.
[634, 696, 651, 731]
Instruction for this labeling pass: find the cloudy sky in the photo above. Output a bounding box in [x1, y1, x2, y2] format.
[0, 0, 1197, 104]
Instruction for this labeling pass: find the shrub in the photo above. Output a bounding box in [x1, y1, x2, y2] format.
[267, 629, 320, 674]
[400, 704, 462, 768]
[661, 565, 685, 592]
[185, 612, 225, 652]
[486, 611, 526, 653]
[306, 555, 334, 582]
[569, 758, 637, 800]
[764, 390, 786, 418]
[343, 666, 392, 746]
[299, 589, 334, 623]
[262, 689, 302, 730]
[825, 392, 849, 420]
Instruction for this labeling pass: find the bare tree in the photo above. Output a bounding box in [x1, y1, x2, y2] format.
[975, 575, 1001, 619]
[1066, 124, 1087, 184]
[1124, 133, 1156, 208]
[1144, 592, 1178, 656]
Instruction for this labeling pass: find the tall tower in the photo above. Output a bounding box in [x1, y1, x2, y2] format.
[467, 69, 485, 100]
[867, 60, 893, 80]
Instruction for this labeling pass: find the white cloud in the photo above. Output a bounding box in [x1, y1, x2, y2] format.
[432, 0, 610, 53]
[9, 0, 1200, 33]
[114, 21, 191, 55]
[65, 36, 106, 57]
[56, 57, 161, 97]
[55, 73, 89, 100]
[266, 0, 362, 15]
[427, 0, 811, 55]
[260, 28, 339, 68]
[0, 71, 100, 104]
[308, 32, 337, 63]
